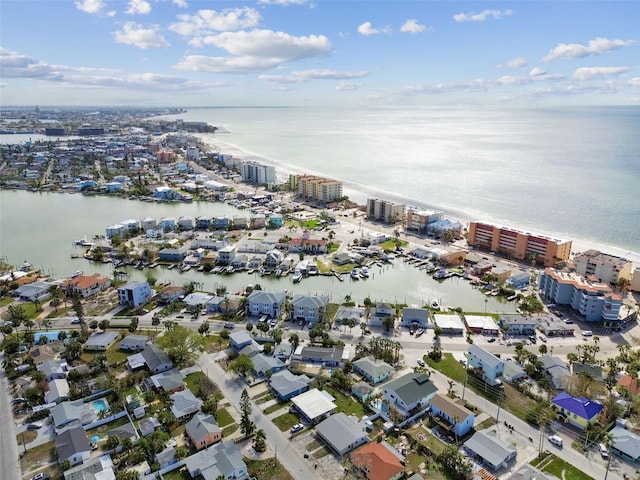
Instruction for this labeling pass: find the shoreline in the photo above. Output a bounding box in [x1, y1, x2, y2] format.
[195, 133, 640, 270]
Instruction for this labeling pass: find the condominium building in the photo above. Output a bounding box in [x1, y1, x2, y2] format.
[538, 268, 622, 323]
[366, 198, 405, 224]
[406, 209, 444, 232]
[240, 161, 275, 185]
[296, 175, 343, 203]
[572, 249, 632, 285]
[467, 221, 572, 266]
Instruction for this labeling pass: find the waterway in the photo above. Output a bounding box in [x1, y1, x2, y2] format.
[0, 190, 515, 312]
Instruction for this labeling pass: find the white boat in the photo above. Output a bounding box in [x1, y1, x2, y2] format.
[292, 270, 303, 283]
[19, 261, 32, 272]
[360, 267, 369, 278]
[226, 265, 235, 274]
[71, 270, 83, 278]
[431, 300, 440, 310]
[308, 264, 319, 275]
[350, 268, 360, 280]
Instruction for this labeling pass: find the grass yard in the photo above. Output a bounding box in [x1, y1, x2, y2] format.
[424, 353, 466, 383]
[162, 468, 190, 480]
[215, 408, 235, 427]
[405, 426, 446, 456]
[254, 391, 274, 403]
[19, 439, 56, 473]
[264, 400, 290, 415]
[533, 454, 594, 480]
[246, 458, 294, 480]
[325, 387, 368, 418]
[312, 446, 331, 460]
[222, 423, 239, 437]
[184, 371, 207, 396]
[85, 415, 131, 437]
[272, 412, 300, 432]
[17, 431, 38, 445]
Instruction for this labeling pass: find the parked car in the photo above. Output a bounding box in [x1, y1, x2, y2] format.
[417, 359, 425, 367]
[548, 435, 563, 447]
[582, 330, 593, 337]
[599, 443, 609, 459]
[223, 322, 235, 329]
[70, 318, 80, 324]
[30, 474, 50, 480]
[487, 337, 496, 343]
[563, 318, 573, 324]
[290, 423, 304, 434]
[528, 336, 537, 344]
[27, 422, 43, 430]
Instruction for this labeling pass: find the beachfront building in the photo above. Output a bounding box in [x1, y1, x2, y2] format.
[538, 268, 623, 323]
[467, 221, 572, 266]
[240, 161, 275, 185]
[366, 198, 405, 224]
[572, 249, 633, 285]
[406, 209, 444, 232]
[294, 174, 343, 203]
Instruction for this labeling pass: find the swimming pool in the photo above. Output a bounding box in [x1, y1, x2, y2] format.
[91, 399, 109, 414]
[34, 331, 67, 343]
[372, 399, 389, 414]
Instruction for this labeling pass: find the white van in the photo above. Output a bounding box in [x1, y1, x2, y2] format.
[582, 330, 593, 337]
[599, 443, 609, 459]
[548, 435, 563, 447]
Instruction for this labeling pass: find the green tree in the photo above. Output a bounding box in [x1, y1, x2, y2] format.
[128, 317, 139, 333]
[89, 320, 99, 331]
[382, 315, 395, 332]
[106, 435, 121, 451]
[239, 389, 255, 437]
[98, 319, 110, 331]
[438, 445, 472, 480]
[230, 354, 254, 378]
[253, 429, 267, 453]
[289, 333, 300, 350]
[72, 293, 84, 323]
[156, 325, 203, 367]
[198, 321, 210, 336]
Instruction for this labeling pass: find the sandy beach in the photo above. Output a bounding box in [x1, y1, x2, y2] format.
[195, 133, 640, 270]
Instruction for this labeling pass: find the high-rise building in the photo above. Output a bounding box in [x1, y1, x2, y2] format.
[296, 175, 343, 203]
[572, 249, 632, 285]
[406, 209, 444, 232]
[467, 221, 571, 267]
[366, 198, 405, 224]
[240, 162, 275, 185]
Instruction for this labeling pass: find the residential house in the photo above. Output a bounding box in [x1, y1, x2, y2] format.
[618, 374, 640, 397]
[245, 290, 286, 318]
[401, 308, 430, 328]
[158, 248, 188, 262]
[353, 357, 395, 385]
[507, 272, 531, 289]
[170, 389, 203, 423]
[216, 245, 236, 265]
[84, 331, 119, 351]
[229, 330, 255, 352]
[46, 378, 70, 404]
[540, 355, 571, 390]
[155, 446, 177, 469]
[610, 426, 640, 463]
[62, 273, 111, 299]
[467, 345, 505, 386]
[290, 388, 337, 424]
[252, 354, 285, 378]
[269, 370, 311, 401]
[551, 392, 603, 430]
[178, 216, 195, 230]
[290, 294, 329, 324]
[55, 426, 91, 466]
[37, 359, 67, 382]
[119, 334, 150, 352]
[107, 422, 138, 444]
[464, 430, 517, 471]
[156, 285, 185, 304]
[186, 413, 222, 450]
[464, 315, 500, 335]
[351, 441, 405, 480]
[63, 455, 115, 480]
[295, 346, 344, 367]
[117, 281, 152, 307]
[352, 382, 375, 403]
[382, 372, 437, 419]
[13, 281, 53, 302]
[316, 412, 370, 456]
[127, 343, 173, 373]
[51, 400, 96, 428]
[503, 361, 527, 383]
[185, 440, 249, 480]
[149, 369, 186, 393]
[429, 393, 475, 438]
[499, 315, 537, 335]
[139, 417, 161, 437]
[433, 314, 465, 335]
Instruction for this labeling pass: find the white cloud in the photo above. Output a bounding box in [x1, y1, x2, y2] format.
[453, 9, 512, 22]
[173, 55, 282, 73]
[191, 30, 331, 62]
[259, 69, 368, 83]
[529, 67, 546, 77]
[75, 0, 104, 14]
[400, 19, 426, 34]
[0, 48, 62, 79]
[335, 82, 363, 91]
[258, 0, 309, 4]
[169, 8, 261, 36]
[172, 0, 188, 7]
[357, 21, 391, 36]
[543, 37, 635, 62]
[500, 57, 527, 68]
[572, 66, 629, 81]
[126, 0, 151, 15]
[629, 78, 640, 87]
[113, 22, 170, 49]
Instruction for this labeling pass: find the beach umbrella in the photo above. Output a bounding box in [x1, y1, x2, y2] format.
[91, 435, 99, 443]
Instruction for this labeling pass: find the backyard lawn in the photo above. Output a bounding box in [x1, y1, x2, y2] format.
[19, 439, 56, 474]
[325, 387, 368, 418]
[532, 453, 594, 480]
[424, 352, 466, 383]
[246, 458, 294, 480]
[85, 415, 131, 437]
[264, 400, 290, 415]
[215, 408, 235, 427]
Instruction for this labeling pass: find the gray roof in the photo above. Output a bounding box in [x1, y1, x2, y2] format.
[335, 305, 365, 321]
[185, 440, 247, 480]
[84, 331, 119, 349]
[383, 372, 437, 406]
[37, 359, 66, 377]
[119, 334, 150, 349]
[151, 369, 185, 391]
[504, 361, 526, 380]
[500, 315, 537, 326]
[170, 389, 203, 418]
[141, 343, 172, 371]
[353, 357, 394, 380]
[55, 426, 91, 461]
[292, 294, 329, 309]
[186, 412, 221, 440]
[269, 370, 311, 398]
[51, 400, 95, 427]
[464, 430, 516, 468]
[107, 421, 137, 440]
[252, 353, 284, 375]
[316, 412, 369, 454]
[63, 455, 114, 480]
[611, 426, 640, 460]
[229, 330, 253, 346]
[540, 355, 570, 389]
[247, 290, 286, 304]
[299, 346, 343, 363]
[45, 378, 70, 403]
[468, 344, 504, 369]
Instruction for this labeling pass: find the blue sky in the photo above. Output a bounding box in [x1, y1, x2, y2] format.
[1, 1, 639, 106]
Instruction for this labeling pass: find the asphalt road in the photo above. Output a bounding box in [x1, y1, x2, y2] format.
[0, 354, 21, 480]
[197, 354, 323, 480]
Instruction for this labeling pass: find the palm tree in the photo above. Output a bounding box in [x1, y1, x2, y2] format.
[289, 333, 300, 351]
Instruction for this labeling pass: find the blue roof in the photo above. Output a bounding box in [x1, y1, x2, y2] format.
[551, 392, 603, 420]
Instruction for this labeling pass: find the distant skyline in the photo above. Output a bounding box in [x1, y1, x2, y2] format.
[1, 1, 639, 107]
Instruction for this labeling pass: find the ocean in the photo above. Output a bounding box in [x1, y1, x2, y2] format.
[165, 105, 640, 254]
